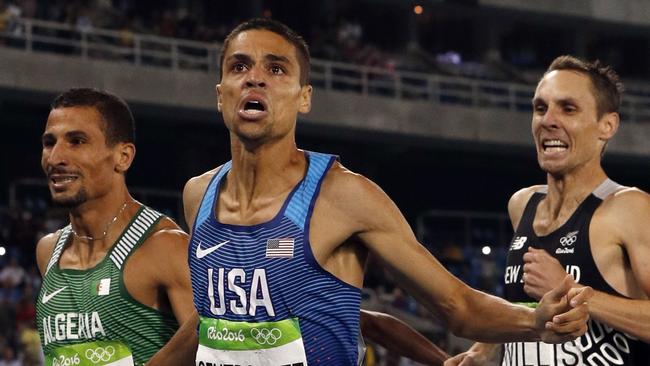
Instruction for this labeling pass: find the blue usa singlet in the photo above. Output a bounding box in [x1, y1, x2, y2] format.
[189, 151, 362, 366]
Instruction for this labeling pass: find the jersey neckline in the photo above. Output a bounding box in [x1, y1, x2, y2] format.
[207, 151, 312, 231]
[55, 205, 145, 274]
[530, 178, 613, 239]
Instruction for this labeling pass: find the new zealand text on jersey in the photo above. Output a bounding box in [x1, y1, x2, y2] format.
[42, 312, 105, 345]
[207, 268, 275, 316]
[504, 265, 581, 284]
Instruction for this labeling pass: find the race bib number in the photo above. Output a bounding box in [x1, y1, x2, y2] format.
[502, 341, 583, 366]
[502, 314, 636, 365]
[196, 317, 307, 366]
[47, 340, 134, 366]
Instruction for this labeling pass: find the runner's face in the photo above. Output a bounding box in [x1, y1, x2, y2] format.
[41, 107, 118, 207]
[216, 29, 312, 144]
[531, 70, 608, 176]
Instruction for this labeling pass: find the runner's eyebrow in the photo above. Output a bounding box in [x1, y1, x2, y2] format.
[264, 54, 291, 65]
[226, 53, 253, 66]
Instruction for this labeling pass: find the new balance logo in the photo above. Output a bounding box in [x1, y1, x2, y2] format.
[195, 240, 230, 259]
[41, 287, 67, 304]
[510, 236, 527, 251]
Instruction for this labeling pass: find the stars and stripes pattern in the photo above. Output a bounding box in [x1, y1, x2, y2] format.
[266, 238, 295, 258]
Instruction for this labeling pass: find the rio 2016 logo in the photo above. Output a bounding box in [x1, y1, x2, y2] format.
[85, 346, 115, 364]
[559, 231, 579, 246]
[207, 326, 245, 342]
[250, 328, 282, 345]
[52, 353, 80, 366]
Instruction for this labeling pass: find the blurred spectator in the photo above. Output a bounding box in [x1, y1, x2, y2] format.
[478, 251, 498, 293]
[21, 266, 40, 301]
[156, 9, 176, 38]
[443, 241, 463, 261]
[176, 10, 197, 40]
[0, 0, 21, 44]
[74, 7, 93, 33]
[0, 298, 16, 339]
[15, 0, 34, 19]
[15, 293, 36, 326]
[337, 18, 362, 49]
[0, 346, 20, 366]
[0, 257, 25, 302]
[17, 319, 41, 366]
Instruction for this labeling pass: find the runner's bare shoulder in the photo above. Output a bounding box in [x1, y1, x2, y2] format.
[36, 230, 63, 275]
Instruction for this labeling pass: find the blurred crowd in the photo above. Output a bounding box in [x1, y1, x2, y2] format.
[0, 0, 524, 82]
[0, 191, 67, 365]
[0, 0, 232, 42]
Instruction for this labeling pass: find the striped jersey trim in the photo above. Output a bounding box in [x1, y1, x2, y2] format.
[46, 207, 163, 273]
[110, 207, 162, 269]
[45, 225, 72, 275]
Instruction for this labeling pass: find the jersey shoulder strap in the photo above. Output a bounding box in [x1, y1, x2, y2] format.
[109, 206, 163, 270]
[44, 225, 72, 275]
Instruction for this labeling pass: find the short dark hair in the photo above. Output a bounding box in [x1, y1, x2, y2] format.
[219, 18, 310, 86]
[51, 88, 135, 146]
[545, 55, 624, 118]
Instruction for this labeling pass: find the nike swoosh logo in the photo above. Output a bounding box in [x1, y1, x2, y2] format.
[42, 286, 67, 304]
[195, 240, 230, 259]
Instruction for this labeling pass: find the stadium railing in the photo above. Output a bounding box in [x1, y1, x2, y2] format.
[2, 17, 650, 122]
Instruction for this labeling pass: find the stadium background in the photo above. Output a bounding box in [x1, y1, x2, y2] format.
[2, 0, 650, 364]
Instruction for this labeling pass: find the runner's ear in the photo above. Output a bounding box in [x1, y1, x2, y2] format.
[298, 85, 312, 114]
[598, 112, 619, 141]
[114, 142, 135, 173]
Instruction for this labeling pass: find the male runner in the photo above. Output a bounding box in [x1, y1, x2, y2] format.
[445, 56, 650, 365]
[35, 88, 194, 365]
[183, 19, 592, 365]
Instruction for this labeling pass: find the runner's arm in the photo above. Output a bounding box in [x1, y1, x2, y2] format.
[361, 309, 449, 365]
[588, 190, 650, 342]
[337, 174, 590, 343]
[444, 343, 501, 366]
[147, 171, 220, 365]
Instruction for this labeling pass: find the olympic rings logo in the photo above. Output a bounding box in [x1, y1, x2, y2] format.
[250, 328, 282, 345]
[85, 346, 115, 364]
[559, 231, 578, 247]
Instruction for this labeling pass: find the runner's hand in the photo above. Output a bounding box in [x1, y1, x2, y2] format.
[535, 275, 592, 343]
